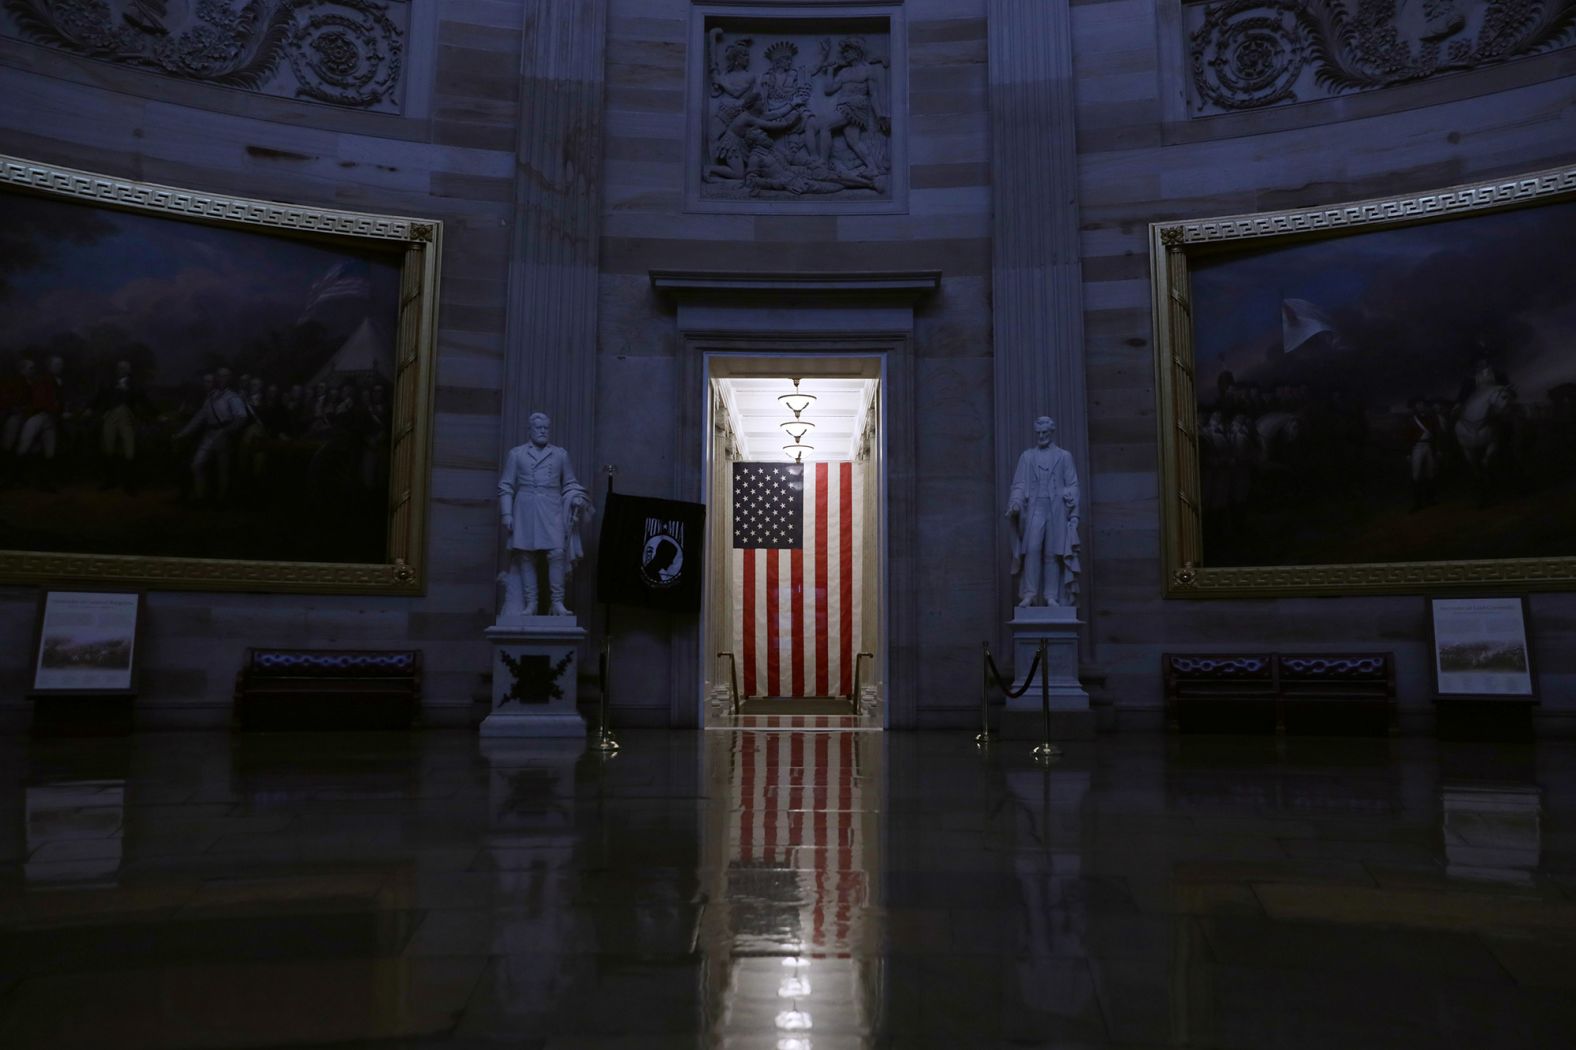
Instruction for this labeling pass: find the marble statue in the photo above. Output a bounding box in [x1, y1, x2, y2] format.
[498, 412, 592, 618]
[1006, 416, 1081, 607]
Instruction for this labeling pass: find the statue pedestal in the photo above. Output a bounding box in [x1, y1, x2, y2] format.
[481, 616, 587, 738]
[1002, 606, 1093, 741]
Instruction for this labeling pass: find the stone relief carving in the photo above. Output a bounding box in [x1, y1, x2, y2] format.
[701, 25, 893, 201]
[2, 0, 406, 111]
[1186, 0, 1576, 115]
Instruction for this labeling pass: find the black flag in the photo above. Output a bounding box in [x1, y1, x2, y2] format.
[596, 492, 707, 613]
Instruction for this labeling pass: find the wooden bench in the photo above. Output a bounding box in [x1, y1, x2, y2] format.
[1162, 653, 1278, 733]
[1163, 651, 1395, 735]
[234, 648, 421, 730]
[1276, 653, 1397, 736]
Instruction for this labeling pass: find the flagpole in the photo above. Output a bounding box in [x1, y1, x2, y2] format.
[592, 463, 621, 754]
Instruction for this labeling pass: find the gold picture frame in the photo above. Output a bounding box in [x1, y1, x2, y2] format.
[1151, 164, 1576, 598]
[0, 155, 440, 594]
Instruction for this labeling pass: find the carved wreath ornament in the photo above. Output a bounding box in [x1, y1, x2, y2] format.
[4, 0, 404, 109]
[1190, 0, 1576, 112]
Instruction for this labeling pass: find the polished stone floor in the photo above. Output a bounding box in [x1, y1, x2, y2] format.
[0, 726, 1573, 1049]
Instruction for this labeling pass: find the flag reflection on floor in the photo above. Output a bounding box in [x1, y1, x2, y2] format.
[716, 726, 879, 1043]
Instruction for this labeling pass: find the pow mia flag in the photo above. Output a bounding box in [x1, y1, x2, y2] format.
[596, 491, 707, 613]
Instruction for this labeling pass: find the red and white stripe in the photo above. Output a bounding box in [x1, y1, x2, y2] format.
[728, 729, 865, 955]
[733, 461, 864, 698]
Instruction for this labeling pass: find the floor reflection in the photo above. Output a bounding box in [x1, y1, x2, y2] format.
[0, 730, 1573, 1047]
[1442, 785, 1541, 885]
[707, 727, 882, 1047]
[24, 780, 125, 889]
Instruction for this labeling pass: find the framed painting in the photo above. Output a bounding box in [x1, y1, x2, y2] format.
[0, 155, 440, 593]
[1151, 164, 1576, 597]
[1427, 596, 1536, 700]
[30, 589, 143, 695]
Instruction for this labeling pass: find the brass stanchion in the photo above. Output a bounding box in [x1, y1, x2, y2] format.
[851, 652, 874, 714]
[594, 463, 620, 754]
[1032, 637, 1062, 763]
[975, 641, 993, 746]
[593, 634, 620, 753]
[717, 652, 740, 717]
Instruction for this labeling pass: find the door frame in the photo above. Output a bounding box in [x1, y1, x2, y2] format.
[703, 353, 887, 722]
[654, 270, 937, 729]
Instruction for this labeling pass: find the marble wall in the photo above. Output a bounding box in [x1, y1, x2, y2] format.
[1, 0, 1571, 732]
[1070, 0, 1576, 733]
[0, 0, 519, 728]
[592, 0, 994, 728]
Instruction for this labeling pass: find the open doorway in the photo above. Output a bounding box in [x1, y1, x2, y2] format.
[703, 355, 884, 727]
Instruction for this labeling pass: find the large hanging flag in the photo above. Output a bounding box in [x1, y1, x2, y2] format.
[732, 461, 864, 698]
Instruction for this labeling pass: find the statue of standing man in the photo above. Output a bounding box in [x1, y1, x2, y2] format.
[1006, 416, 1081, 608]
[498, 412, 593, 618]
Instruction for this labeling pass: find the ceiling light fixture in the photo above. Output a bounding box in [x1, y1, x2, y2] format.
[779, 420, 816, 443]
[777, 378, 816, 418]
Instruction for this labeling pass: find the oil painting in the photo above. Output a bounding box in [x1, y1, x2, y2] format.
[0, 156, 439, 592]
[1152, 166, 1576, 595]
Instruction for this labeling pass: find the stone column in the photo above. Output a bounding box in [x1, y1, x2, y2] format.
[502, 0, 608, 464]
[988, 0, 1092, 638]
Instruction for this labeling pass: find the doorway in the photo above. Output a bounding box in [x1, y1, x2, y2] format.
[703, 355, 885, 727]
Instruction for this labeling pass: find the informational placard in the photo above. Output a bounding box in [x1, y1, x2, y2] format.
[32, 591, 141, 694]
[1429, 597, 1534, 698]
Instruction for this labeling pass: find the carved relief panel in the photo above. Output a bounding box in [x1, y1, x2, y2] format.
[1184, 0, 1576, 115]
[1, 0, 410, 111]
[689, 6, 907, 213]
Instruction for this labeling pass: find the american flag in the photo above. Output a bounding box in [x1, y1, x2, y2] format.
[300, 261, 373, 320]
[731, 461, 864, 698]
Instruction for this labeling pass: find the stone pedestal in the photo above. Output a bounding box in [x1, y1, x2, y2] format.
[1002, 606, 1093, 740]
[482, 617, 587, 737]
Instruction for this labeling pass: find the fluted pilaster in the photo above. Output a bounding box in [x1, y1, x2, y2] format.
[988, 0, 1092, 615]
[502, 0, 608, 468]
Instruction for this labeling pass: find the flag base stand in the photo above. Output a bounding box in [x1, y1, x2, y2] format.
[481, 618, 588, 738]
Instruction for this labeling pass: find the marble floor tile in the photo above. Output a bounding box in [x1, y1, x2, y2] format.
[0, 729, 1571, 1047]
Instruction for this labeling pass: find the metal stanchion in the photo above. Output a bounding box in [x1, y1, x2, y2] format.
[851, 652, 874, 714]
[717, 652, 740, 717]
[593, 634, 620, 753]
[980, 641, 1050, 760]
[975, 641, 993, 746]
[593, 462, 620, 753]
[1032, 637, 1062, 763]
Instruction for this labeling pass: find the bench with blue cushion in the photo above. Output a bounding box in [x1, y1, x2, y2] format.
[1276, 652, 1396, 735]
[234, 648, 421, 730]
[1162, 653, 1278, 732]
[1163, 651, 1395, 735]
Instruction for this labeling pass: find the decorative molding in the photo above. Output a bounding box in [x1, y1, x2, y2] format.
[1185, 0, 1576, 115]
[1173, 555, 1576, 595]
[1, 0, 408, 111]
[650, 269, 940, 299]
[1171, 167, 1576, 245]
[0, 156, 426, 239]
